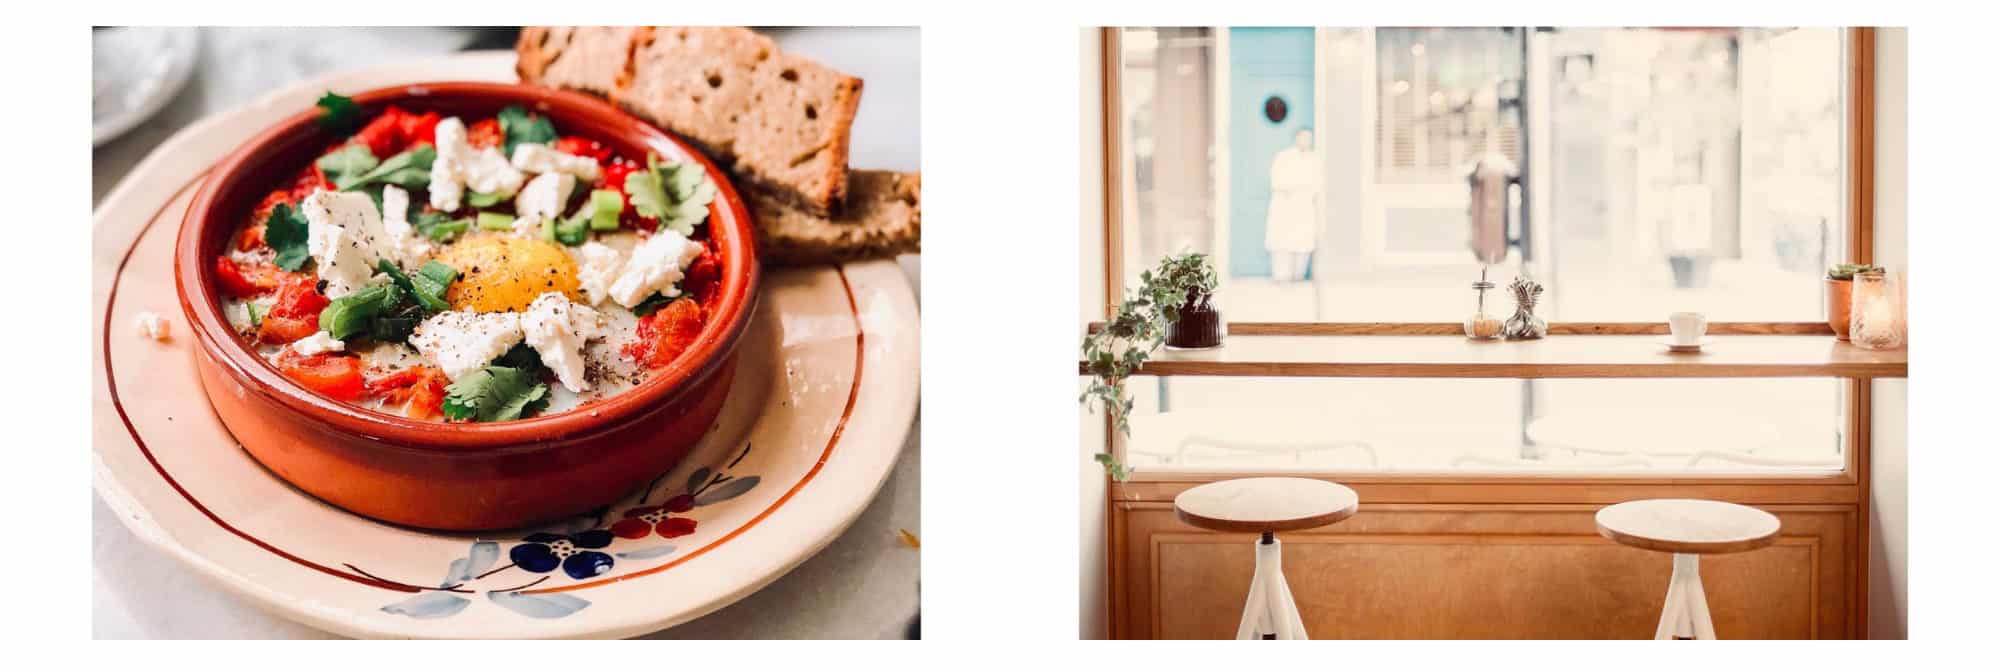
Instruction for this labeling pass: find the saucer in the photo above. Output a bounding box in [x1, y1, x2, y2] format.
[1659, 336, 1712, 353]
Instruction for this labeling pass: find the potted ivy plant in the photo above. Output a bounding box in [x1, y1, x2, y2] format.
[1825, 263, 1882, 340]
[1152, 252, 1223, 349]
[1080, 252, 1220, 480]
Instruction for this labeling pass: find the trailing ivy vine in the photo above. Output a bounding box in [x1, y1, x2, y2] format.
[1080, 251, 1218, 480]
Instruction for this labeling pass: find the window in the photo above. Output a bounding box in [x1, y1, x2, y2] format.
[1115, 27, 1850, 322]
[1122, 376, 1848, 473]
[1100, 27, 1871, 478]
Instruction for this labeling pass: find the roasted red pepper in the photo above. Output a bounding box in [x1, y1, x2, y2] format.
[622, 298, 707, 369]
[554, 136, 612, 162]
[215, 256, 283, 298]
[276, 351, 365, 401]
[255, 276, 330, 345]
[466, 117, 503, 150]
[682, 243, 722, 311]
[365, 366, 450, 420]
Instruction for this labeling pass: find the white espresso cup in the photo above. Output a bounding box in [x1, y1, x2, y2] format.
[1668, 311, 1708, 345]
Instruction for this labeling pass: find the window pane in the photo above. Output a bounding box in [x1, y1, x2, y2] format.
[1116, 27, 1848, 322]
[1121, 376, 1846, 474]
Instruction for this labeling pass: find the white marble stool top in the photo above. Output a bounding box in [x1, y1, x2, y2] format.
[1174, 477, 1359, 534]
[1595, 499, 1780, 554]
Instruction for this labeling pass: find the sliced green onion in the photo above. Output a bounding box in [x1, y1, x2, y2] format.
[417, 260, 459, 286]
[554, 216, 590, 247]
[589, 189, 624, 230]
[424, 219, 470, 242]
[246, 302, 268, 328]
[377, 260, 450, 312]
[466, 190, 506, 209]
[477, 211, 516, 230]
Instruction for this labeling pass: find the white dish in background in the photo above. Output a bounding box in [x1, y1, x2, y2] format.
[92, 51, 919, 639]
[92, 27, 200, 146]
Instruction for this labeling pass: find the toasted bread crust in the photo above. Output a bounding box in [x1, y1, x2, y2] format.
[748, 170, 920, 265]
[516, 27, 638, 98]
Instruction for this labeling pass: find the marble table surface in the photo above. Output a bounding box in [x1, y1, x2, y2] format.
[90, 26, 922, 639]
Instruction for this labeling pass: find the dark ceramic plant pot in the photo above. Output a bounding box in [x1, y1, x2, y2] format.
[1164, 291, 1223, 350]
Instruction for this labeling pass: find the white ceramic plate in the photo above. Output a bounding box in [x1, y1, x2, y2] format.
[91, 52, 919, 639]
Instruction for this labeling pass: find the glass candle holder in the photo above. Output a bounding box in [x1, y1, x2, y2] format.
[1464, 280, 1502, 340]
[1848, 271, 1905, 350]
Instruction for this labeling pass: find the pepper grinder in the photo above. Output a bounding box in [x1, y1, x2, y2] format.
[1502, 276, 1547, 340]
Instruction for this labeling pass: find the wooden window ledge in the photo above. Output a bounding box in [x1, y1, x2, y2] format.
[1079, 334, 1905, 379]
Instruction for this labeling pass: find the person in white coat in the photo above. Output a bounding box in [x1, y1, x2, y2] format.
[1265, 128, 1322, 282]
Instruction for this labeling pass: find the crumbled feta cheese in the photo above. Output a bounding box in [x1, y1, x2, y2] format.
[135, 311, 171, 341]
[511, 143, 601, 182]
[378, 184, 431, 265]
[289, 331, 346, 356]
[302, 190, 390, 298]
[513, 172, 577, 235]
[608, 230, 704, 308]
[573, 241, 627, 307]
[521, 292, 603, 392]
[407, 310, 524, 380]
[429, 116, 525, 212]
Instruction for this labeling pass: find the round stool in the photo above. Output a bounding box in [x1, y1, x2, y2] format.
[1174, 477, 1359, 640]
[1595, 499, 1780, 640]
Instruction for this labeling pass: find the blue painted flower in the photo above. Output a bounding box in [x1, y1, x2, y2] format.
[508, 530, 617, 580]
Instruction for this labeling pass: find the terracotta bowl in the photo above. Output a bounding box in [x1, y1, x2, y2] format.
[174, 82, 761, 531]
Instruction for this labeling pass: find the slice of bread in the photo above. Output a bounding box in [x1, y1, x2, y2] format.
[516, 27, 640, 98]
[517, 26, 862, 217]
[747, 170, 920, 265]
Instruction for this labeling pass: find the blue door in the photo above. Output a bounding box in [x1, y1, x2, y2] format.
[1228, 28, 1315, 279]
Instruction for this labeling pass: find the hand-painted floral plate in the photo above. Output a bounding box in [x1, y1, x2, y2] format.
[91, 52, 919, 639]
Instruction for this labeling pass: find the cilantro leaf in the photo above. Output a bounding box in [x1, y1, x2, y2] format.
[623, 153, 714, 235]
[315, 92, 361, 133]
[497, 104, 557, 156]
[316, 143, 380, 190]
[341, 144, 435, 192]
[265, 203, 312, 271]
[442, 366, 551, 422]
[622, 166, 669, 221]
[492, 343, 547, 377]
[656, 160, 716, 236]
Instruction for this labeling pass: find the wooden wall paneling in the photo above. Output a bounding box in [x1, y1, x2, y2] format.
[1117, 501, 1856, 639]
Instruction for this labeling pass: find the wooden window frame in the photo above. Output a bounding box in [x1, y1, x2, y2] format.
[1093, 26, 1881, 638]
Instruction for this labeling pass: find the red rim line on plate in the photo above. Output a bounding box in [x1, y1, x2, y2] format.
[103, 173, 868, 597]
[530, 266, 866, 594]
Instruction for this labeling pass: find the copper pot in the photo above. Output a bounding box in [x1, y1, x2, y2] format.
[1826, 277, 1853, 340]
